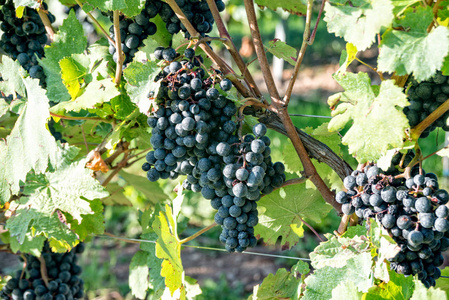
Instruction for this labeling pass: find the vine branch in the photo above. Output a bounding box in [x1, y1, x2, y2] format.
[410, 97, 449, 140]
[74, 0, 116, 46]
[37, 10, 55, 42]
[180, 223, 217, 244]
[50, 112, 108, 122]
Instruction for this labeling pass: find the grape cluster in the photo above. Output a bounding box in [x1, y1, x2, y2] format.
[142, 47, 285, 252]
[337, 165, 448, 287]
[0, 243, 85, 300]
[404, 71, 449, 138]
[0, 0, 55, 84]
[145, 0, 224, 37]
[108, 1, 158, 65]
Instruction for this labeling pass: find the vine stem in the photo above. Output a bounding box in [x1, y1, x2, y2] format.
[410, 97, 449, 140]
[165, 0, 253, 98]
[243, 0, 341, 213]
[37, 10, 55, 42]
[299, 216, 325, 242]
[283, 0, 313, 106]
[37, 256, 49, 288]
[428, 0, 443, 32]
[180, 223, 217, 244]
[101, 151, 129, 186]
[74, 0, 116, 46]
[50, 112, 108, 122]
[336, 214, 350, 235]
[272, 177, 307, 192]
[113, 11, 124, 86]
[205, 0, 261, 98]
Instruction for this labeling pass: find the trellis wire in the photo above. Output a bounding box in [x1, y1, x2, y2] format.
[289, 114, 332, 119]
[96, 234, 311, 261]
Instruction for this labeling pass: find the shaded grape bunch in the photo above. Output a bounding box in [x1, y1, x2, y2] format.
[338, 165, 448, 287]
[48, 119, 67, 143]
[0, 243, 85, 300]
[142, 47, 285, 252]
[404, 71, 449, 138]
[0, 0, 55, 85]
[143, 0, 225, 37]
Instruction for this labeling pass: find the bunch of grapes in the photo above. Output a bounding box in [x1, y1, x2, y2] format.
[404, 71, 449, 138]
[337, 165, 448, 287]
[0, 243, 85, 300]
[0, 0, 55, 84]
[142, 47, 285, 252]
[145, 0, 225, 37]
[108, 1, 158, 64]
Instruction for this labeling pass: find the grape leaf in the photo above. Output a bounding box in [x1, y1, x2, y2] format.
[130, 250, 150, 299]
[86, 0, 145, 17]
[310, 233, 370, 269]
[9, 233, 46, 256]
[153, 204, 185, 297]
[377, 7, 449, 81]
[324, 0, 394, 51]
[59, 54, 91, 101]
[364, 271, 415, 299]
[40, 10, 87, 103]
[436, 267, 449, 297]
[265, 39, 297, 66]
[50, 78, 120, 113]
[439, 0, 449, 21]
[6, 145, 108, 251]
[302, 252, 373, 300]
[328, 72, 409, 163]
[254, 0, 307, 15]
[331, 281, 363, 300]
[67, 199, 104, 240]
[0, 77, 59, 204]
[0, 99, 8, 118]
[140, 15, 174, 53]
[255, 184, 332, 249]
[123, 60, 161, 114]
[12, 0, 39, 9]
[391, 0, 420, 15]
[411, 280, 447, 300]
[110, 94, 137, 120]
[251, 268, 301, 300]
[119, 171, 169, 205]
[0, 57, 26, 97]
[337, 43, 358, 74]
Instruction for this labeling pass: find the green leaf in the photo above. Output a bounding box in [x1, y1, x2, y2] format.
[124, 60, 161, 113]
[411, 279, 448, 300]
[328, 72, 409, 163]
[331, 281, 363, 300]
[324, 0, 394, 51]
[254, 0, 307, 15]
[265, 39, 297, 66]
[0, 77, 59, 203]
[310, 233, 370, 269]
[129, 250, 150, 299]
[0, 57, 27, 97]
[12, 0, 39, 9]
[337, 43, 358, 74]
[438, 0, 449, 21]
[86, 0, 145, 17]
[391, 0, 420, 15]
[40, 10, 87, 103]
[50, 78, 119, 113]
[67, 199, 105, 240]
[9, 233, 46, 256]
[119, 171, 169, 204]
[6, 146, 108, 250]
[0, 99, 8, 118]
[140, 15, 174, 53]
[377, 7, 449, 81]
[153, 204, 185, 297]
[302, 253, 373, 300]
[436, 267, 449, 297]
[364, 271, 415, 299]
[252, 268, 301, 300]
[59, 54, 91, 100]
[110, 94, 137, 120]
[255, 184, 332, 249]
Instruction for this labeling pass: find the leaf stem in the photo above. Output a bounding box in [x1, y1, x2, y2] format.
[37, 256, 49, 288]
[73, 0, 116, 46]
[179, 223, 217, 244]
[50, 112, 107, 122]
[336, 214, 350, 235]
[299, 215, 325, 242]
[37, 10, 55, 42]
[113, 11, 124, 86]
[410, 97, 449, 140]
[428, 0, 443, 32]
